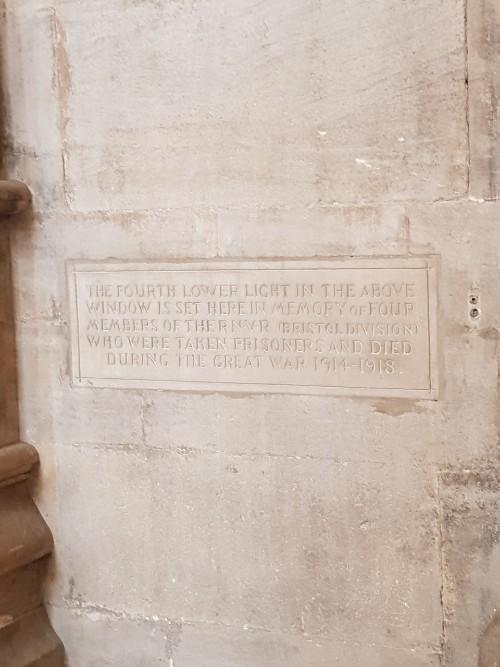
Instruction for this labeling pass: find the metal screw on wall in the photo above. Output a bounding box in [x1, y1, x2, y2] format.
[469, 293, 480, 320]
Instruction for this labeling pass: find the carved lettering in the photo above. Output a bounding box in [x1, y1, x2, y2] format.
[69, 259, 438, 398]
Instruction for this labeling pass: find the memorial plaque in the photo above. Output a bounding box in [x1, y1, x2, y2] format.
[68, 258, 438, 398]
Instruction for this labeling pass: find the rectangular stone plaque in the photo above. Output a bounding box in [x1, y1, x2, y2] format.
[68, 258, 438, 399]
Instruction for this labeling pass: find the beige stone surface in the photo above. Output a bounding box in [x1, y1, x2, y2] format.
[438, 466, 500, 665]
[59, 0, 467, 211]
[50, 605, 441, 667]
[1, 0, 500, 665]
[53, 444, 441, 646]
[468, 0, 500, 200]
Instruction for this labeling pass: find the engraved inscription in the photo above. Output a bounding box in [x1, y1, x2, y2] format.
[68, 259, 438, 398]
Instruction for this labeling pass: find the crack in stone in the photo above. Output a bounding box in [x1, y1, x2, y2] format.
[436, 469, 448, 666]
[464, 0, 471, 197]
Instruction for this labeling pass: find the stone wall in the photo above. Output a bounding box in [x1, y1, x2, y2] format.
[2, 1, 500, 665]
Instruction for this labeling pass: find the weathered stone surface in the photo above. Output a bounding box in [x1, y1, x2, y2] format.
[2, 0, 500, 665]
[52, 443, 442, 653]
[217, 204, 405, 258]
[439, 466, 500, 666]
[9, 208, 217, 324]
[48, 606, 178, 667]
[4, 1, 468, 211]
[50, 604, 441, 667]
[15, 320, 143, 448]
[1, 8, 64, 211]
[7, 203, 500, 665]
[58, 0, 467, 211]
[468, 0, 500, 199]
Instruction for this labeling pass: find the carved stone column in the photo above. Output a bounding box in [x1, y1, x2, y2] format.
[0, 181, 64, 665]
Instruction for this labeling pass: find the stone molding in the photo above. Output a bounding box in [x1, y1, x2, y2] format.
[0, 181, 31, 217]
[0, 441, 39, 488]
[0, 181, 65, 665]
[0, 442, 65, 666]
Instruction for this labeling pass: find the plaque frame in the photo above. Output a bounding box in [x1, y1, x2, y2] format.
[67, 256, 439, 399]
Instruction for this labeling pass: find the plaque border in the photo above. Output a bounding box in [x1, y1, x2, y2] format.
[67, 256, 439, 400]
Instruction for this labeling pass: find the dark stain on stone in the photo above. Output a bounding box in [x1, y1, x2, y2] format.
[479, 327, 500, 341]
[68, 576, 75, 599]
[440, 467, 500, 493]
[372, 398, 425, 417]
[479, 611, 500, 667]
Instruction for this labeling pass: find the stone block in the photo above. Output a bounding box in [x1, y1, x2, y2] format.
[53, 444, 442, 652]
[439, 465, 500, 666]
[50, 604, 441, 667]
[57, 0, 466, 211]
[217, 204, 405, 258]
[49, 606, 172, 667]
[143, 389, 441, 467]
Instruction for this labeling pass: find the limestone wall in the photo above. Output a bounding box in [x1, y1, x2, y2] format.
[2, 1, 500, 665]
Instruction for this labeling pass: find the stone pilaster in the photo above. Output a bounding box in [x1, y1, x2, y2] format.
[0, 182, 64, 666]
